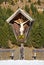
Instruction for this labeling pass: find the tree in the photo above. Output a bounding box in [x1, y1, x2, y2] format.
[15, 0, 18, 3]
[30, 3, 37, 14]
[0, 0, 15, 5]
[28, 13, 44, 48]
[28, 0, 31, 2]
[24, 5, 30, 13]
[43, 10, 44, 14]
[37, 0, 41, 5]
[0, 0, 4, 4]
[20, 0, 23, 2]
[0, 7, 15, 48]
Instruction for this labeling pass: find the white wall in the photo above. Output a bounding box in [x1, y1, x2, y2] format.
[0, 60, 44, 65]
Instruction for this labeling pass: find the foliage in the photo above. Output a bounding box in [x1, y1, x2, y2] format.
[24, 5, 30, 13]
[20, 0, 23, 2]
[27, 13, 44, 48]
[28, 0, 31, 2]
[0, 0, 15, 5]
[37, 0, 41, 5]
[15, 0, 18, 3]
[0, 7, 15, 48]
[0, 0, 4, 4]
[43, 10, 44, 14]
[30, 3, 37, 14]
[0, 6, 13, 25]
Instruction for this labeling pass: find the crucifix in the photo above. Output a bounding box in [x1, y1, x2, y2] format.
[14, 19, 29, 35]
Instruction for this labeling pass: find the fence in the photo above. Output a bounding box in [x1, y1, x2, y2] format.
[0, 48, 44, 60]
[33, 49, 44, 60]
[0, 49, 15, 60]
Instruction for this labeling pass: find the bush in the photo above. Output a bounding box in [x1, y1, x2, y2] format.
[0, 7, 15, 48]
[28, 0, 31, 2]
[0, 0, 4, 4]
[24, 5, 30, 13]
[37, 0, 41, 5]
[30, 3, 37, 14]
[20, 0, 23, 2]
[15, 0, 18, 3]
[0, 0, 15, 5]
[27, 13, 44, 48]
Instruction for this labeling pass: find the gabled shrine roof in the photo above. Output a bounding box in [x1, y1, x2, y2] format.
[6, 8, 34, 23]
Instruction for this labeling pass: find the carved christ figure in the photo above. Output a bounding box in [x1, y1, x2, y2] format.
[14, 19, 29, 35]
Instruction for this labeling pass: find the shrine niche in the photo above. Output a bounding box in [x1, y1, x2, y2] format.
[6, 8, 34, 43]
